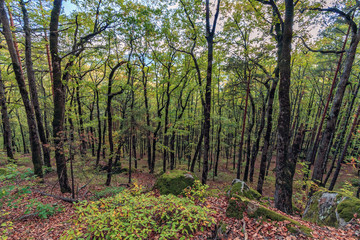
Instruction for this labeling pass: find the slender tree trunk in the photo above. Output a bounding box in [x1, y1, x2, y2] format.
[0, 73, 14, 160]
[237, 71, 251, 179]
[329, 101, 360, 190]
[323, 81, 360, 186]
[214, 106, 222, 176]
[16, 110, 28, 154]
[312, 27, 360, 184]
[250, 93, 267, 182]
[0, 0, 43, 178]
[243, 94, 254, 181]
[20, 0, 51, 168]
[96, 89, 102, 167]
[76, 78, 86, 156]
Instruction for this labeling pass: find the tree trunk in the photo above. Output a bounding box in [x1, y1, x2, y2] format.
[20, 0, 51, 168]
[202, 0, 220, 184]
[312, 27, 360, 184]
[243, 94, 254, 181]
[250, 93, 267, 182]
[0, 72, 14, 160]
[274, 0, 294, 214]
[0, 0, 43, 178]
[329, 101, 360, 190]
[49, 0, 71, 192]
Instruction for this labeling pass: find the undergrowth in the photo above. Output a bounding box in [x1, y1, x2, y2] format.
[62, 183, 215, 239]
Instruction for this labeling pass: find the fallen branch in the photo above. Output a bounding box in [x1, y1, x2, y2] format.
[33, 190, 79, 203]
[16, 213, 38, 221]
[242, 219, 248, 240]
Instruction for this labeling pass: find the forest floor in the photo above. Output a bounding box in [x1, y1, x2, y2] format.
[1, 153, 360, 239]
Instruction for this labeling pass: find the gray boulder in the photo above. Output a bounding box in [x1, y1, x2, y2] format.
[303, 190, 360, 227]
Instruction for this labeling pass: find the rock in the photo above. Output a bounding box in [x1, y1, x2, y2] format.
[228, 179, 261, 200]
[154, 170, 197, 195]
[303, 190, 360, 227]
[226, 194, 312, 236]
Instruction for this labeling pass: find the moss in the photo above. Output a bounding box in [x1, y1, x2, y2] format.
[228, 194, 312, 236]
[302, 190, 360, 227]
[226, 199, 244, 219]
[250, 205, 312, 236]
[220, 222, 227, 233]
[337, 198, 360, 222]
[154, 170, 196, 195]
[229, 182, 261, 200]
[303, 191, 324, 226]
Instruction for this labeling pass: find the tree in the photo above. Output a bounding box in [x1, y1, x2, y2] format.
[203, 0, 221, 184]
[0, 69, 14, 160]
[20, 0, 51, 168]
[0, 0, 43, 177]
[49, 0, 71, 193]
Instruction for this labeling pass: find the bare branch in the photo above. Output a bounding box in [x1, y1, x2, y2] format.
[299, 37, 345, 54]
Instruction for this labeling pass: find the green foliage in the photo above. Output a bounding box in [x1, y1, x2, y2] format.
[182, 180, 209, 203]
[62, 187, 214, 239]
[0, 164, 33, 182]
[24, 200, 63, 219]
[92, 186, 125, 200]
[0, 221, 13, 240]
[339, 181, 355, 197]
[0, 164, 33, 209]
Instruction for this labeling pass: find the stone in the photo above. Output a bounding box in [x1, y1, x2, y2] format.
[303, 190, 360, 227]
[228, 179, 261, 200]
[154, 170, 197, 195]
[226, 194, 312, 236]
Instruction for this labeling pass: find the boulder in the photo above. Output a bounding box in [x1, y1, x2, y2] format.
[228, 179, 261, 200]
[154, 170, 196, 195]
[303, 190, 360, 227]
[226, 194, 312, 236]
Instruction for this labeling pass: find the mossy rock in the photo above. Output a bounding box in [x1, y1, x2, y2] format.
[228, 179, 261, 200]
[337, 198, 360, 222]
[227, 194, 312, 236]
[154, 170, 197, 195]
[303, 190, 360, 227]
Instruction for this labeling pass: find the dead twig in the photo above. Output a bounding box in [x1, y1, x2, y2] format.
[33, 190, 78, 203]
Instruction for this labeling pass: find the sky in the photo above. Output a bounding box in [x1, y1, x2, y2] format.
[63, 0, 77, 15]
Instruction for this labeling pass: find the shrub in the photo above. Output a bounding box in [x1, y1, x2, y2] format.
[62, 187, 214, 239]
[182, 180, 209, 203]
[24, 200, 63, 219]
[92, 186, 125, 200]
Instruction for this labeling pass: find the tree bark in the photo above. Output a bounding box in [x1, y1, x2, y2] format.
[312, 26, 360, 184]
[20, 0, 51, 168]
[0, 0, 43, 178]
[329, 100, 360, 190]
[202, 0, 220, 184]
[49, 0, 71, 192]
[274, 0, 294, 214]
[0, 72, 14, 160]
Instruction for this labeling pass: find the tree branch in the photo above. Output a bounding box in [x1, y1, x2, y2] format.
[299, 37, 345, 54]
